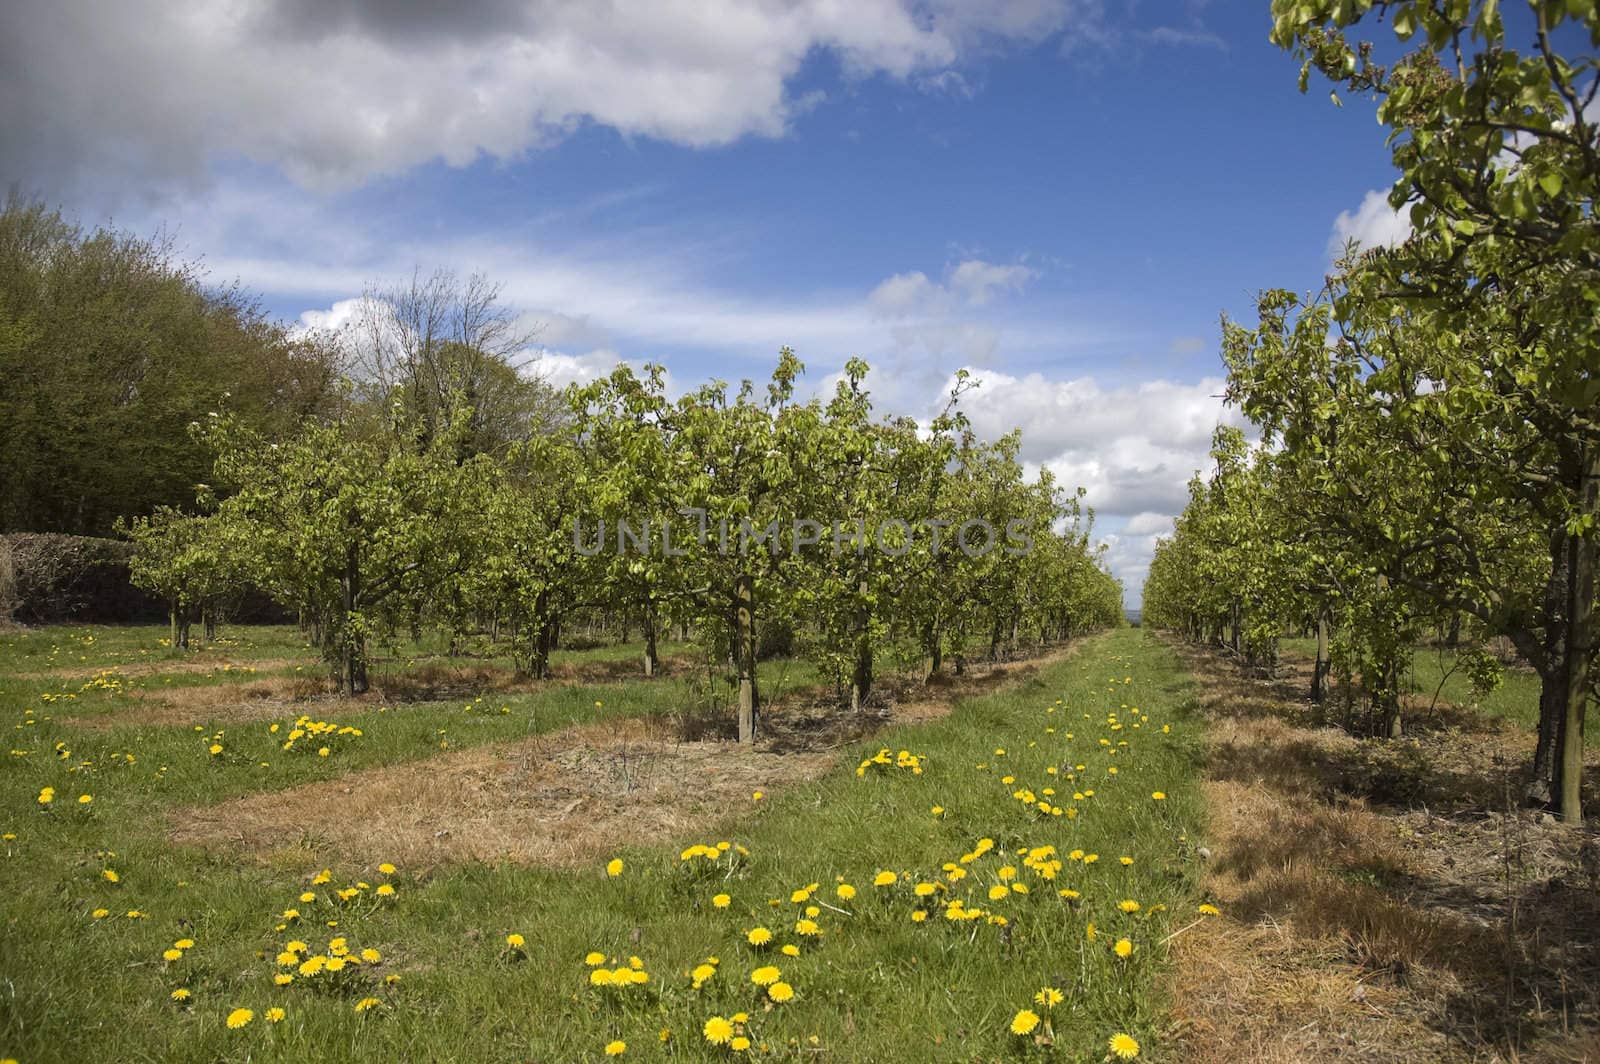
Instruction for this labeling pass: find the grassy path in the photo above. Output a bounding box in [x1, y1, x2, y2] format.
[1, 627, 1209, 1062]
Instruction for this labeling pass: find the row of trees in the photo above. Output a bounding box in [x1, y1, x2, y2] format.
[1147, 0, 1598, 821]
[127, 323, 1122, 741]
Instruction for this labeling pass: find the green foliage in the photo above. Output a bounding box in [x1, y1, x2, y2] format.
[0, 194, 342, 536]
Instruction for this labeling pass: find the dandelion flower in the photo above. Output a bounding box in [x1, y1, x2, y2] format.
[226, 1007, 254, 1029]
[506, 933, 525, 949]
[375, 884, 395, 897]
[1034, 987, 1064, 1008]
[170, 988, 191, 1002]
[1010, 1009, 1040, 1035]
[781, 944, 800, 957]
[712, 893, 731, 909]
[1114, 938, 1134, 958]
[746, 927, 772, 946]
[606, 858, 624, 877]
[163, 948, 183, 962]
[354, 997, 380, 1013]
[767, 981, 794, 1003]
[266, 1007, 285, 1023]
[378, 862, 396, 874]
[274, 974, 293, 986]
[835, 884, 856, 901]
[731, 1036, 751, 1051]
[585, 951, 606, 966]
[750, 965, 781, 986]
[872, 870, 896, 887]
[1198, 903, 1220, 916]
[1151, 791, 1166, 800]
[78, 794, 93, 804]
[102, 869, 119, 883]
[703, 1016, 734, 1045]
[1109, 1032, 1141, 1058]
[605, 1040, 626, 1056]
[91, 908, 109, 919]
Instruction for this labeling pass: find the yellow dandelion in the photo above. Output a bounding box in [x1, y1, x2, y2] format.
[1034, 987, 1064, 1008]
[747, 926, 772, 946]
[606, 858, 624, 877]
[266, 1007, 285, 1023]
[703, 1016, 734, 1045]
[873, 870, 896, 887]
[1109, 1032, 1141, 1059]
[605, 1040, 626, 1056]
[1199, 903, 1220, 916]
[1114, 938, 1134, 958]
[835, 883, 856, 901]
[1118, 899, 1140, 914]
[750, 965, 781, 986]
[767, 981, 794, 1002]
[1010, 1009, 1040, 1035]
[170, 988, 191, 1002]
[585, 951, 606, 966]
[226, 1007, 253, 1029]
[712, 893, 731, 908]
[506, 933, 525, 949]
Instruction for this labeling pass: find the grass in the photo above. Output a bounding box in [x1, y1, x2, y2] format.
[0, 625, 1206, 1062]
[1277, 636, 1575, 732]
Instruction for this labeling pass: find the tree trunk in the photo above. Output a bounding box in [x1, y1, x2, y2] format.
[1311, 612, 1331, 703]
[340, 539, 367, 695]
[1530, 528, 1571, 808]
[921, 620, 943, 682]
[735, 573, 758, 742]
[850, 578, 872, 712]
[642, 607, 660, 678]
[1557, 445, 1598, 822]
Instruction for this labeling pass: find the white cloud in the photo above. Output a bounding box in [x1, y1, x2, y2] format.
[1329, 189, 1411, 257]
[528, 348, 635, 391]
[869, 271, 942, 317]
[1121, 511, 1174, 537]
[0, 0, 1084, 199]
[938, 367, 1243, 597]
[947, 259, 1035, 304]
[870, 259, 1035, 318]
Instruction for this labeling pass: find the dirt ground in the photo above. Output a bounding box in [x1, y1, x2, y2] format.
[1165, 636, 1600, 1063]
[168, 642, 1082, 871]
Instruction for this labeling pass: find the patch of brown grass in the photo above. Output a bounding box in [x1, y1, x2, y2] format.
[170, 716, 835, 871]
[168, 640, 1090, 873]
[1165, 636, 1600, 1063]
[62, 676, 331, 730]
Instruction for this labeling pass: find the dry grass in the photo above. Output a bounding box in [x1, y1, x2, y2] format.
[167, 643, 1082, 872]
[20, 655, 309, 680]
[170, 715, 837, 870]
[62, 676, 327, 730]
[1166, 636, 1600, 1064]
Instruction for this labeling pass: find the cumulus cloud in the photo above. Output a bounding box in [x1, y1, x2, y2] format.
[1329, 189, 1412, 257]
[0, 0, 1085, 199]
[938, 367, 1244, 598]
[869, 258, 1035, 319]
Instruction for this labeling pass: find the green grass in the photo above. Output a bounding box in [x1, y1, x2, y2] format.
[0, 627, 1206, 1062]
[1278, 636, 1573, 732]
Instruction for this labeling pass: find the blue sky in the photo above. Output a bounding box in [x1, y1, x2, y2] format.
[2, 0, 1418, 605]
